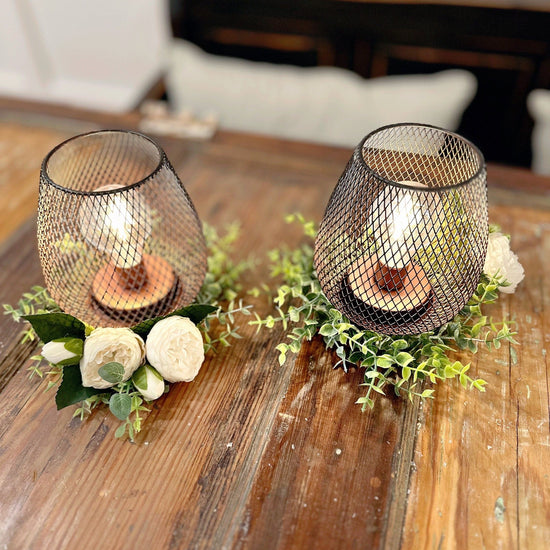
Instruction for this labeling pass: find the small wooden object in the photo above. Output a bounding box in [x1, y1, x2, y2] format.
[374, 262, 410, 292]
[343, 255, 432, 325]
[92, 253, 177, 315]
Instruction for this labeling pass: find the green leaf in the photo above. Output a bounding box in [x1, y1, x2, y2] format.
[44, 337, 83, 366]
[23, 313, 86, 343]
[132, 364, 162, 391]
[55, 366, 105, 410]
[356, 396, 374, 410]
[98, 362, 125, 384]
[466, 339, 477, 353]
[63, 338, 84, 356]
[396, 352, 415, 368]
[444, 365, 456, 378]
[319, 324, 337, 337]
[131, 304, 217, 339]
[115, 424, 127, 438]
[376, 354, 395, 368]
[473, 379, 488, 392]
[275, 343, 289, 354]
[109, 393, 132, 421]
[391, 339, 409, 352]
[364, 370, 381, 380]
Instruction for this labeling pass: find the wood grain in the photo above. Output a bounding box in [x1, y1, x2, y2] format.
[0, 112, 549, 550]
[0, 122, 71, 243]
[401, 204, 550, 549]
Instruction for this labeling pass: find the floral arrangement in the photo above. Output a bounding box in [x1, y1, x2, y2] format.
[252, 214, 524, 408]
[4, 223, 253, 440]
[5, 213, 526, 436]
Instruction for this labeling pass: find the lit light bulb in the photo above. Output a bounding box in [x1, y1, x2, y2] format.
[342, 180, 442, 326]
[368, 181, 441, 271]
[79, 184, 152, 269]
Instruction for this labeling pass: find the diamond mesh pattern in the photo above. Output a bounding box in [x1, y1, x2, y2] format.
[314, 123, 488, 335]
[38, 130, 207, 327]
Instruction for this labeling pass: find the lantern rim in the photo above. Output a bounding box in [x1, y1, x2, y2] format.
[357, 122, 486, 192]
[41, 129, 165, 196]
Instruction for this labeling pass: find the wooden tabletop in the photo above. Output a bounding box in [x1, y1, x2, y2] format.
[0, 107, 549, 549]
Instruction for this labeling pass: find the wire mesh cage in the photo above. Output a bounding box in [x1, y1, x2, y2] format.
[314, 123, 488, 335]
[38, 130, 207, 327]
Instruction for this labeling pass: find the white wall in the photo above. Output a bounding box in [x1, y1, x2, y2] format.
[0, 0, 170, 111]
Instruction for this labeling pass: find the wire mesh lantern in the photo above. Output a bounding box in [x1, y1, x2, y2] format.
[314, 123, 488, 335]
[38, 130, 207, 328]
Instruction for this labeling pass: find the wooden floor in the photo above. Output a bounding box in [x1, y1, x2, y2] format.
[0, 108, 549, 549]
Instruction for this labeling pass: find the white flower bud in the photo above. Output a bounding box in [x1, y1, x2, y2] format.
[42, 338, 83, 366]
[133, 364, 165, 401]
[483, 232, 525, 294]
[146, 316, 205, 383]
[80, 327, 145, 389]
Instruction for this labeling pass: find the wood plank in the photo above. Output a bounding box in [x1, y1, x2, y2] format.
[238, 347, 421, 550]
[0, 218, 44, 393]
[0, 122, 72, 243]
[401, 203, 550, 548]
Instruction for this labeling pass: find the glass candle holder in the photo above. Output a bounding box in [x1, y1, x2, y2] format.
[314, 123, 488, 335]
[38, 130, 207, 327]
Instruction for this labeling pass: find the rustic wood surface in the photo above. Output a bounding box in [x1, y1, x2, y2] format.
[0, 109, 549, 550]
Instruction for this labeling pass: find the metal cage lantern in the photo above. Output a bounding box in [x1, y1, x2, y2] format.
[38, 130, 207, 327]
[314, 123, 488, 335]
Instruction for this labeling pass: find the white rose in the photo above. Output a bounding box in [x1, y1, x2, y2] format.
[133, 364, 165, 401]
[80, 328, 145, 389]
[484, 231, 525, 294]
[42, 338, 83, 366]
[146, 316, 205, 383]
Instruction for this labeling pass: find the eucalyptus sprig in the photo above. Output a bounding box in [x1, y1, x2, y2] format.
[251, 214, 518, 409]
[3, 285, 61, 343]
[73, 365, 151, 441]
[196, 221, 254, 353]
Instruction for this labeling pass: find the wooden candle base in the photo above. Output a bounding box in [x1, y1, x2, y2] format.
[373, 262, 409, 292]
[92, 254, 178, 318]
[341, 255, 433, 328]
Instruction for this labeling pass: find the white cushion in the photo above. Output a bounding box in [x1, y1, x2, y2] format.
[167, 39, 477, 147]
[527, 89, 550, 175]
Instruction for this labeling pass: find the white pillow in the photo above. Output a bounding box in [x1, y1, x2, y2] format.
[527, 89, 550, 175]
[166, 39, 477, 148]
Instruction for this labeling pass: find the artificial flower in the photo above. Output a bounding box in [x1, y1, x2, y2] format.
[42, 337, 83, 366]
[80, 327, 145, 389]
[132, 364, 165, 401]
[484, 231, 525, 293]
[146, 316, 205, 383]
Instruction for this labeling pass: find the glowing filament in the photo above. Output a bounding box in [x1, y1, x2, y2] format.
[79, 184, 152, 269]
